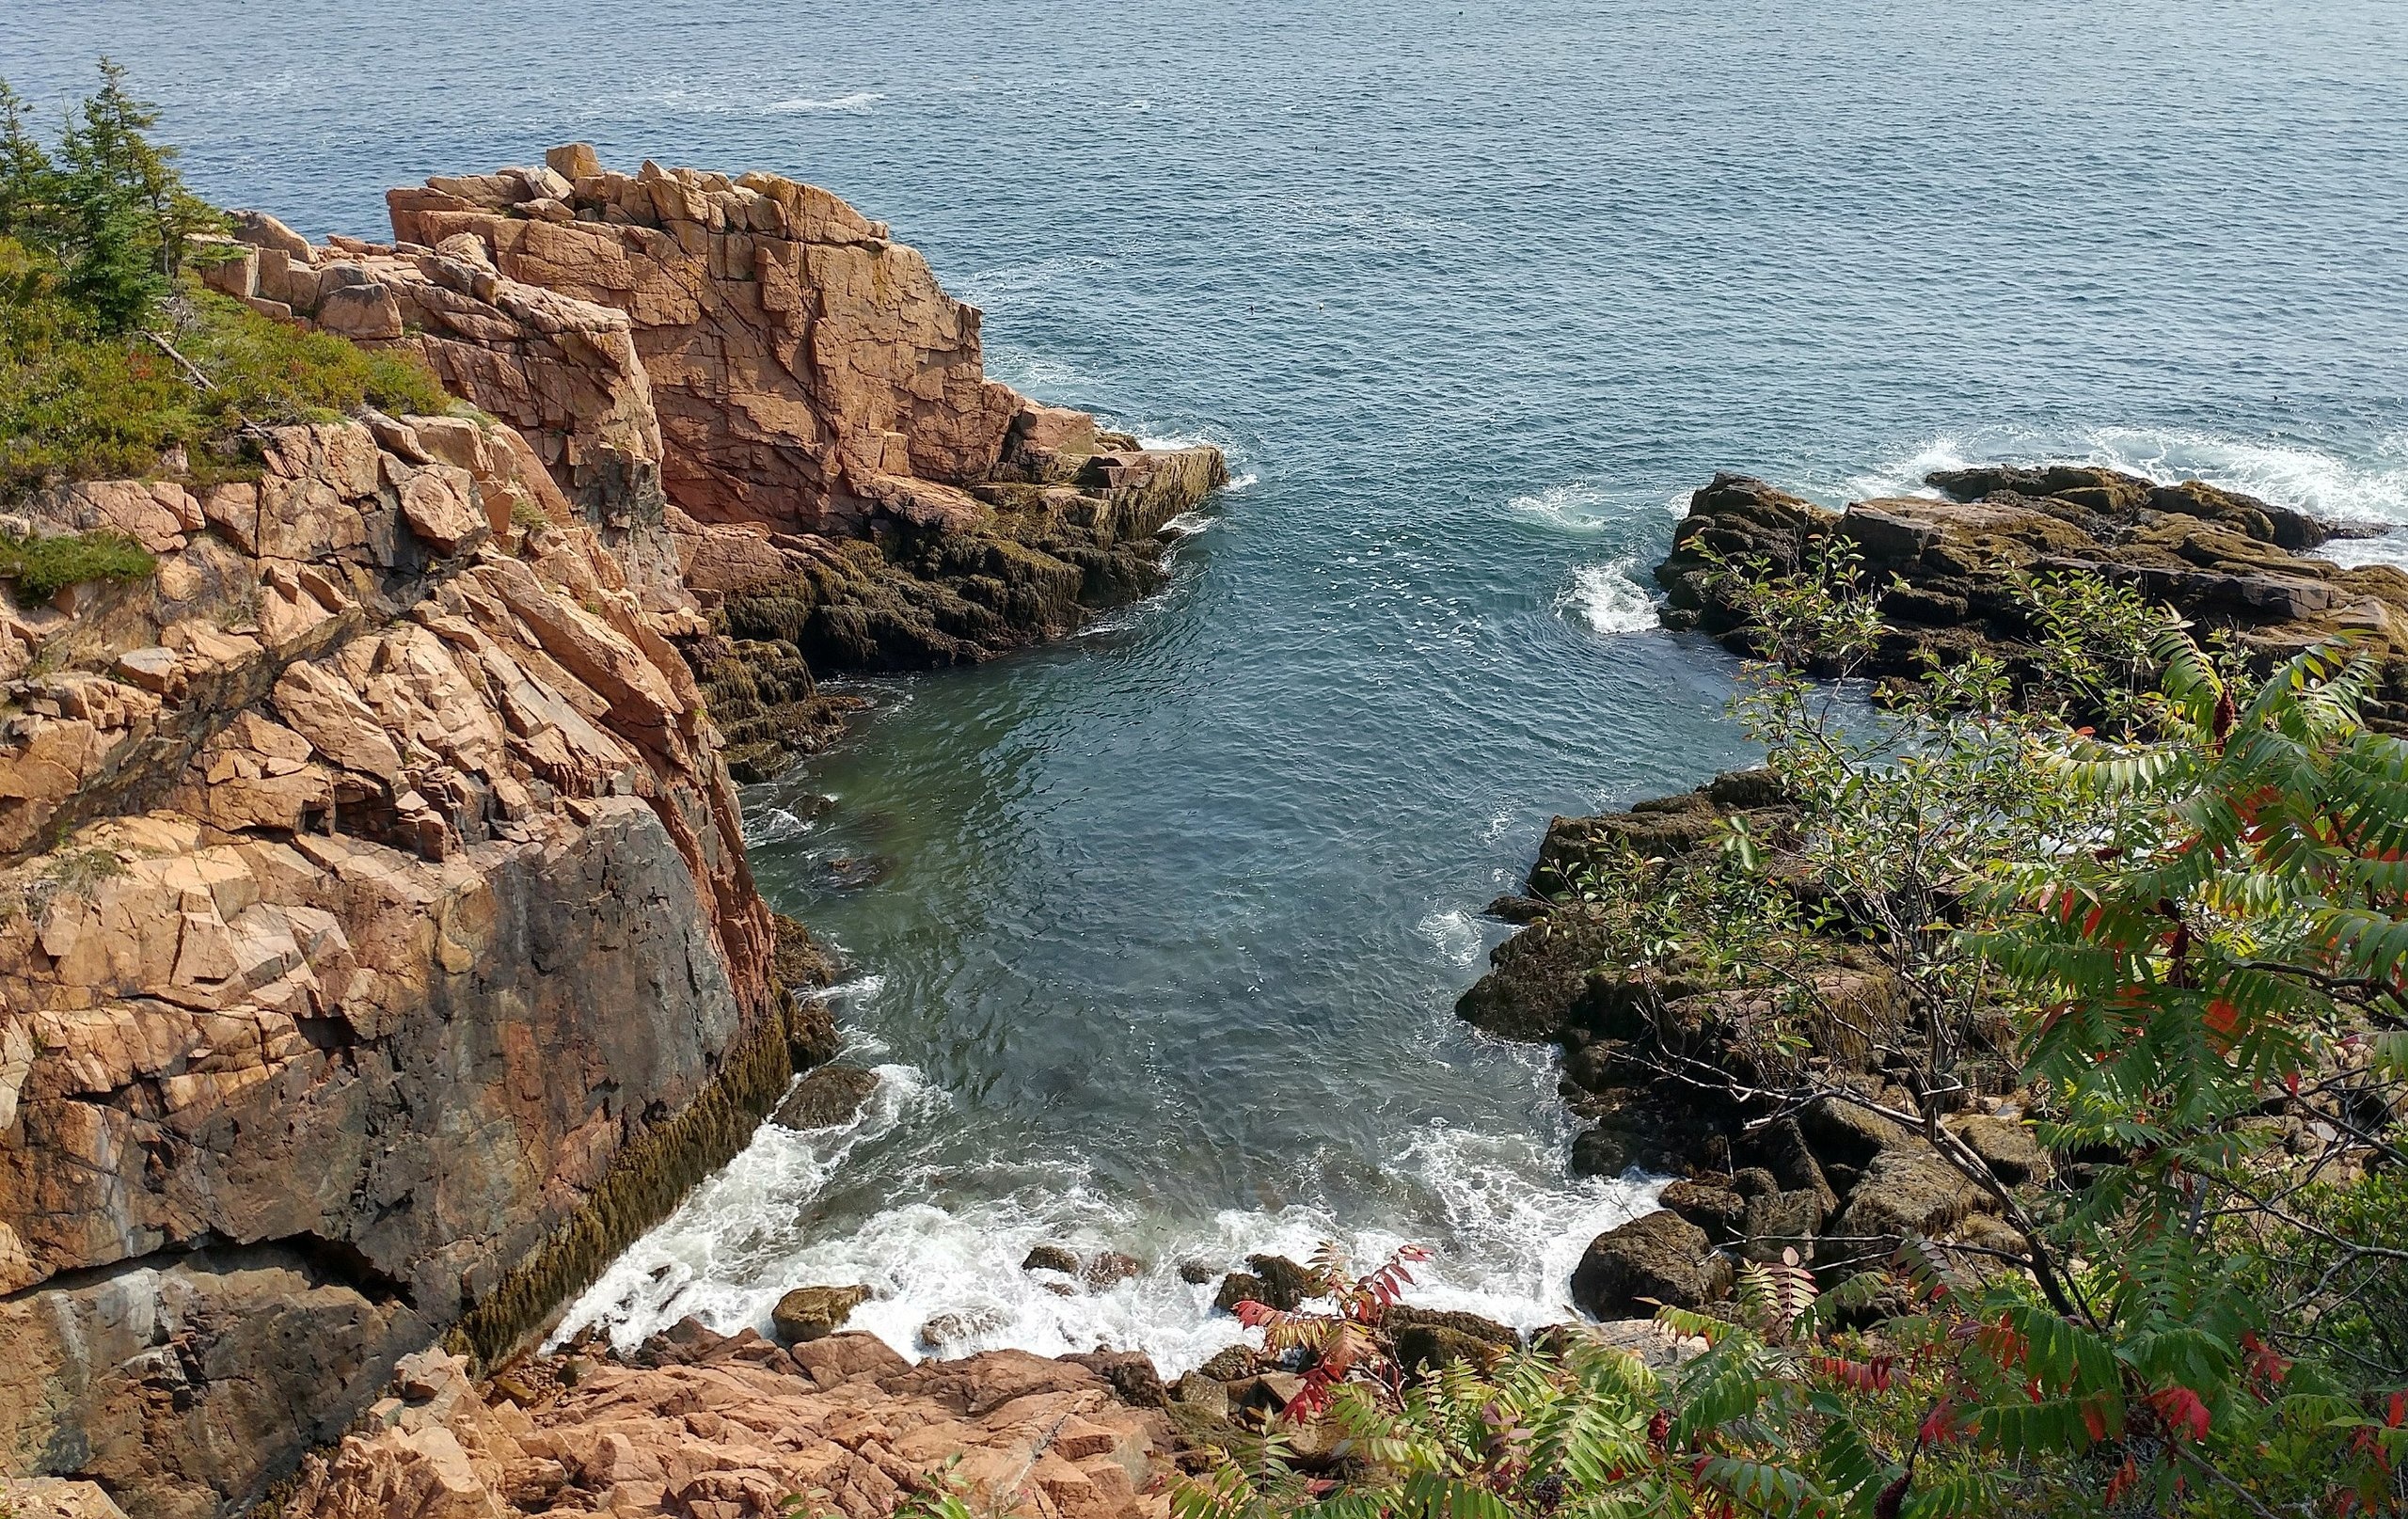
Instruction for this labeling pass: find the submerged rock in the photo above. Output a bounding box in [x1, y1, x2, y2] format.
[772, 1063, 880, 1130]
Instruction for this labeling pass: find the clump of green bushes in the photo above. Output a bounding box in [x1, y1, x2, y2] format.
[0, 62, 453, 501]
[0, 526, 152, 600]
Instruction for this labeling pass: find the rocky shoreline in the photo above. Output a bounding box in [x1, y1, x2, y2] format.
[0, 147, 1223, 1519]
[1450, 460, 2408, 1344]
[9, 134, 2399, 1519]
[1657, 462, 2408, 724]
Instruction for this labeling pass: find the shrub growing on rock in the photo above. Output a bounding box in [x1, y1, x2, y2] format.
[1186, 560, 2408, 1515]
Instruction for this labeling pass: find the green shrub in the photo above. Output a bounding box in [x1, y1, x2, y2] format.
[177, 287, 452, 424]
[2, 239, 454, 498]
[0, 526, 152, 600]
[1, 61, 457, 499]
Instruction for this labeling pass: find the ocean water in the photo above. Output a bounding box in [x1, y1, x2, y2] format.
[10, 0, 2408, 1371]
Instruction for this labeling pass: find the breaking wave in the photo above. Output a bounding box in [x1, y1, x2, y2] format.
[550, 1073, 1663, 1377]
[1555, 560, 1661, 636]
[1838, 425, 2408, 534]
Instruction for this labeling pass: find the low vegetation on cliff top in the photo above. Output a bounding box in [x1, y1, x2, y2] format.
[1178, 556, 2408, 1516]
[0, 63, 451, 500]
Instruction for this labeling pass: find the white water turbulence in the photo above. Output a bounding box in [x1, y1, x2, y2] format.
[557, 1083, 1663, 1376]
[554, 997, 1665, 1377]
[1509, 481, 1618, 534]
[1557, 561, 1662, 637]
[1831, 426, 2408, 548]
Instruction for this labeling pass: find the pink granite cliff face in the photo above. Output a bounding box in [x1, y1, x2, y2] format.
[0, 150, 1225, 1519]
[202, 150, 1228, 778]
[0, 420, 830, 1519]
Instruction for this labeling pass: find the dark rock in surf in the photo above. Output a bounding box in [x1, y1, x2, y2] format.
[1244, 1254, 1317, 1310]
[1569, 1210, 1733, 1320]
[771, 1063, 879, 1130]
[1022, 1244, 1082, 1275]
[770, 1284, 872, 1344]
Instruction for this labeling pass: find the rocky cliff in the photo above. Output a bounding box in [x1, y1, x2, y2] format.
[0, 415, 836, 1519]
[1656, 464, 2408, 726]
[4, 150, 1225, 1519]
[204, 148, 1228, 777]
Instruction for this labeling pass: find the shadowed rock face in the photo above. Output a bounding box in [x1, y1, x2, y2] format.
[1654, 464, 2408, 728]
[0, 419, 827, 1518]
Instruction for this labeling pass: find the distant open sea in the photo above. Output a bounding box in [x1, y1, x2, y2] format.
[10, 0, 2405, 1369]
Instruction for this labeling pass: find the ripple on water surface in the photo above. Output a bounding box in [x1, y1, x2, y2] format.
[9, 0, 2403, 1366]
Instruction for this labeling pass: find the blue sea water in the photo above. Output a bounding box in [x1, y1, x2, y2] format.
[8, 0, 2407, 1369]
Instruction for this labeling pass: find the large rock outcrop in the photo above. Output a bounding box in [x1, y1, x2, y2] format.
[209, 151, 1229, 776]
[279, 1337, 1173, 1519]
[0, 418, 832, 1519]
[1655, 465, 2408, 726]
[1461, 773, 2037, 1295]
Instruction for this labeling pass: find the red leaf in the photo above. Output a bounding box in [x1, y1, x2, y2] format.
[2205, 999, 2239, 1036]
[2105, 1456, 2139, 1504]
[2080, 1401, 2109, 1443]
[2147, 1386, 2211, 1443]
[2387, 1391, 2405, 1429]
[1918, 1397, 1959, 1447]
[2242, 1331, 2289, 1387]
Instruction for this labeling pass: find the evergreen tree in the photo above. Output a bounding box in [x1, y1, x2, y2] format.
[0, 60, 215, 331]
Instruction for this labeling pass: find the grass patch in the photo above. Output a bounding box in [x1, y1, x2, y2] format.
[1, 235, 456, 501]
[0, 845, 128, 925]
[0, 526, 154, 601]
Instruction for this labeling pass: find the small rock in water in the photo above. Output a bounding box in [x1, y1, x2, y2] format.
[1021, 1243, 1080, 1274]
[1084, 1251, 1143, 1288]
[1212, 1271, 1268, 1314]
[1177, 1259, 1216, 1285]
[1244, 1254, 1316, 1309]
[918, 1306, 1008, 1352]
[771, 1284, 872, 1344]
[771, 1063, 879, 1130]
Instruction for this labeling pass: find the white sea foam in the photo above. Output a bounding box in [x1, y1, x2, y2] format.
[551, 1071, 1662, 1375]
[766, 90, 884, 114]
[1163, 512, 1214, 536]
[744, 805, 820, 849]
[1556, 561, 1661, 636]
[1508, 481, 1616, 533]
[1415, 908, 1487, 968]
[1841, 425, 2408, 536]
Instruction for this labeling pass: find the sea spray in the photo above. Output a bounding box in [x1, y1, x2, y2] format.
[552, 1053, 1665, 1376]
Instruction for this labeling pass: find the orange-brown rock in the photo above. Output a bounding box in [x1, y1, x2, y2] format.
[0, 419, 814, 1519]
[208, 150, 1228, 779]
[280, 1340, 1172, 1519]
